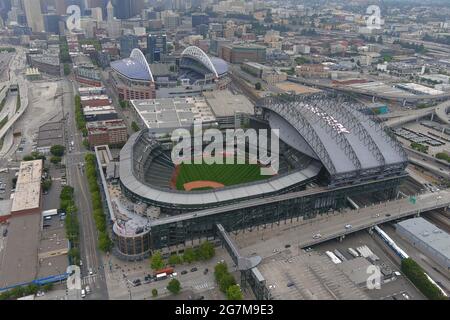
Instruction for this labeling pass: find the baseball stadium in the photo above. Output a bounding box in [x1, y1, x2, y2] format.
[104, 92, 409, 259]
[120, 92, 407, 212]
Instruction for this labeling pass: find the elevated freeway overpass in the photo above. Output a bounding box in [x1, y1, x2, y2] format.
[235, 189, 450, 260]
[287, 76, 450, 104]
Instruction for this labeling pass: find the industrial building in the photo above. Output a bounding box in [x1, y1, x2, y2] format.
[29, 55, 60, 76]
[396, 217, 450, 270]
[36, 122, 64, 155]
[11, 160, 43, 216]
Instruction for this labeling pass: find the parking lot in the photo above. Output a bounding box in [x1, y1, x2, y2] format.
[300, 230, 425, 300]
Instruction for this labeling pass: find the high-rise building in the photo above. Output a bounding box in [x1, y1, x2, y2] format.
[106, 0, 113, 21]
[147, 33, 167, 63]
[23, 0, 45, 32]
[191, 12, 209, 28]
[120, 34, 139, 58]
[112, 0, 130, 19]
[43, 13, 61, 34]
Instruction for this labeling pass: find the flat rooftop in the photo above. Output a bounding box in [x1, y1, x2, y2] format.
[11, 160, 42, 214]
[130, 97, 216, 131]
[203, 90, 254, 118]
[37, 122, 64, 148]
[397, 217, 450, 260]
[275, 81, 322, 95]
[257, 252, 369, 300]
[0, 214, 41, 288]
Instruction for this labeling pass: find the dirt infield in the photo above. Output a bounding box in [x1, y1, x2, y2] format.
[183, 181, 225, 191]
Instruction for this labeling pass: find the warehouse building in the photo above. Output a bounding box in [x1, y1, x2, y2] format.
[11, 160, 42, 216]
[396, 217, 450, 271]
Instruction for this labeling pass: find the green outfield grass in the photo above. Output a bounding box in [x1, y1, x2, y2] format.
[176, 160, 270, 191]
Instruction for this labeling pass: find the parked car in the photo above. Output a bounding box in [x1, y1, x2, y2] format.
[181, 270, 188, 275]
[81, 289, 86, 298]
[203, 268, 208, 275]
[190, 267, 198, 272]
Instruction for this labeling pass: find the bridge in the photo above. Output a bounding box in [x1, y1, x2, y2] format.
[384, 100, 450, 127]
[287, 76, 450, 104]
[235, 190, 450, 262]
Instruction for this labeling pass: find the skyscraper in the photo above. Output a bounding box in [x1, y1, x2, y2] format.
[192, 12, 209, 28]
[112, 0, 131, 20]
[120, 34, 139, 58]
[147, 34, 167, 63]
[23, 0, 45, 32]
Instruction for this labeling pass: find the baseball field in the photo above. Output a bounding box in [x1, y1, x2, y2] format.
[175, 160, 270, 191]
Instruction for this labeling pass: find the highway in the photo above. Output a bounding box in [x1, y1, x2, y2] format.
[237, 189, 450, 259]
[384, 100, 450, 127]
[63, 79, 109, 300]
[287, 75, 450, 103]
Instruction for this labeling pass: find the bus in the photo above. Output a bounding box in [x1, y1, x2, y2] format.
[155, 273, 168, 281]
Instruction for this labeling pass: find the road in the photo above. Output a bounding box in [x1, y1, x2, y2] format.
[63, 79, 109, 300]
[384, 100, 450, 127]
[234, 189, 450, 260]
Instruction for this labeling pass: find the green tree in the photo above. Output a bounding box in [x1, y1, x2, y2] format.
[183, 248, 196, 263]
[197, 241, 215, 260]
[82, 138, 90, 150]
[98, 231, 112, 252]
[119, 100, 129, 109]
[218, 273, 236, 293]
[131, 121, 140, 132]
[150, 251, 165, 270]
[214, 262, 228, 281]
[226, 285, 243, 300]
[167, 278, 181, 294]
[401, 258, 446, 300]
[50, 145, 65, 157]
[23, 155, 34, 161]
[152, 288, 158, 297]
[64, 63, 71, 76]
[50, 156, 62, 164]
[168, 254, 183, 266]
[42, 179, 52, 192]
[255, 82, 262, 90]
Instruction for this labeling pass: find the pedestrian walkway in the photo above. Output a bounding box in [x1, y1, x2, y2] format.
[81, 274, 105, 288]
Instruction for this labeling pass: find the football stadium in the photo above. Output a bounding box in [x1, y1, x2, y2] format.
[110, 46, 229, 100]
[107, 92, 409, 258]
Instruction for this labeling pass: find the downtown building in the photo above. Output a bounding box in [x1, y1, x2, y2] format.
[87, 119, 128, 148]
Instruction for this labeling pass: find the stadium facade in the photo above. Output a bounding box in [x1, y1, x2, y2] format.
[110, 46, 229, 101]
[98, 92, 408, 260]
